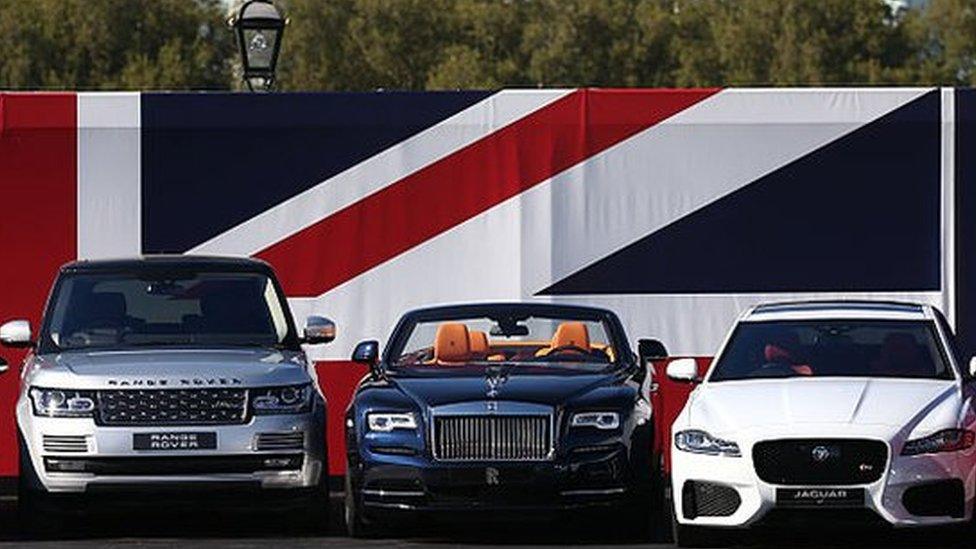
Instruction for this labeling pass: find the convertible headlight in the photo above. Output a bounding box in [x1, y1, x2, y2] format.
[251, 384, 313, 415]
[367, 412, 417, 432]
[675, 429, 741, 457]
[29, 388, 96, 418]
[571, 412, 620, 430]
[901, 429, 975, 456]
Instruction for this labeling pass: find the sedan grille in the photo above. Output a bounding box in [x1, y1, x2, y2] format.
[753, 439, 888, 486]
[433, 415, 552, 462]
[97, 389, 248, 426]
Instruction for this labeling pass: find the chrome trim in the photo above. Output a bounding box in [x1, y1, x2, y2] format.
[560, 487, 626, 496]
[429, 401, 555, 462]
[362, 489, 425, 498]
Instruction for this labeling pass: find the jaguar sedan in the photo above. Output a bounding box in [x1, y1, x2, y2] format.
[343, 303, 660, 537]
[669, 300, 976, 547]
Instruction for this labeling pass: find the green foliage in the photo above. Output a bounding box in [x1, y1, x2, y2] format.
[1, 0, 976, 90]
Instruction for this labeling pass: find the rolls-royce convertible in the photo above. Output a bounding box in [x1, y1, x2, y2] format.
[343, 303, 660, 537]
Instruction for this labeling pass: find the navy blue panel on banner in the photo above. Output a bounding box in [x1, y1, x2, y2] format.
[956, 90, 976, 357]
[141, 91, 493, 253]
[540, 90, 942, 296]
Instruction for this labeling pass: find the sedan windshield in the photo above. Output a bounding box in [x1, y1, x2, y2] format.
[391, 313, 617, 372]
[45, 271, 291, 351]
[709, 320, 954, 381]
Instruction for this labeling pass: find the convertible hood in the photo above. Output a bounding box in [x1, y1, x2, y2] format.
[29, 348, 310, 389]
[688, 378, 959, 431]
[390, 370, 619, 408]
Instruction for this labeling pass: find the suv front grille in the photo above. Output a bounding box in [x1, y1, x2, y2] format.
[433, 415, 552, 462]
[753, 439, 888, 486]
[97, 389, 248, 426]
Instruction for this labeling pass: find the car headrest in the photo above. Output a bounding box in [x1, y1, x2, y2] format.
[551, 322, 590, 350]
[434, 323, 471, 363]
[468, 330, 489, 359]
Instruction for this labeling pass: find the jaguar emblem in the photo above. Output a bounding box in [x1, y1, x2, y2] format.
[811, 445, 831, 462]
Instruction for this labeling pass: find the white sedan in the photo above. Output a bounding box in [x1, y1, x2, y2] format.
[668, 301, 976, 547]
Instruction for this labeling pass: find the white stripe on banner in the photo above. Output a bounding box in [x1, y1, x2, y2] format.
[77, 92, 141, 260]
[941, 87, 956, 327]
[285, 88, 939, 360]
[189, 89, 575, 257]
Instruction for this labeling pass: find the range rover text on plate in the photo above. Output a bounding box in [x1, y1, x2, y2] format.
[668, 300, 976, 547]
[0, 256, 334, 527]
[343, 303, 661, 537]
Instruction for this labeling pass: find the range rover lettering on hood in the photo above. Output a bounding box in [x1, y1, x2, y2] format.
[107, 377, 244, 387]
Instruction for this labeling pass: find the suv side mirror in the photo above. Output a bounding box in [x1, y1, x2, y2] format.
[0, 320, 33, 348]
[666, 358, 699, 383]
[352, 340, 381, 376]
[302, 316, 336, 345]
[0, 357, 7, 374]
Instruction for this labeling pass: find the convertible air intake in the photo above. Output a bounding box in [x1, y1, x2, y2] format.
[432, 415, 552, 461]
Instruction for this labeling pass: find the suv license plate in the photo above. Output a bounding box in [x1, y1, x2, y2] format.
[776, 487, 864, 508]
[133, 432, 217, 451]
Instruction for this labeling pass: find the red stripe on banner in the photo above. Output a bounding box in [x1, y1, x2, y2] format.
[258, 88, 719, 296]
[0, 93, 77, 477]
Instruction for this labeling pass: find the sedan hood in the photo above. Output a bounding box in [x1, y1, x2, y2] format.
[389, 369, 620, 408]
[688, 377, 959, 433]
[28, 348, 311, 389]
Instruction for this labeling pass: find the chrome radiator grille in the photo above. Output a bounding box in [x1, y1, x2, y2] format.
[433, 415, 552, 461]
[96, 389, 248, 426]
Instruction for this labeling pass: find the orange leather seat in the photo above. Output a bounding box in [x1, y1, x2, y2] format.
[468, 330, 489, 360]
[536, 321, 591, 357]
[434, 323, 472, 364]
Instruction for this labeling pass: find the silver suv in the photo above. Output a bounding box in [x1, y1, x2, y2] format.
[0, 256, 333, 524]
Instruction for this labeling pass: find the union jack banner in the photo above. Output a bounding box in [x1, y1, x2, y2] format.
[0, 87, 971, 474]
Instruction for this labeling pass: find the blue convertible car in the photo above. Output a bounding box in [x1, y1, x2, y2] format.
[343, 303, 659, 536]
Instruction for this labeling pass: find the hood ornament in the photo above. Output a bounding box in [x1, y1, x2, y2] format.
[485, 371, 508, 399]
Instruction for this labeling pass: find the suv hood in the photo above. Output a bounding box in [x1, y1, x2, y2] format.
[27, 348, 311, 389]
[687, 377, 960, 433]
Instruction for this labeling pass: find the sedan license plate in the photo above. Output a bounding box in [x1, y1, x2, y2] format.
[133, 432, 217, 451]
[776, 487, 864, 508]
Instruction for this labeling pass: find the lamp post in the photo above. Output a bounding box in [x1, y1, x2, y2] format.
[229, 0, 286, 91]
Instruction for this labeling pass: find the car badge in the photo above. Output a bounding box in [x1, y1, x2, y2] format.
[486, 467, 500, 486]
[485, 373, 507, 399]
[485, 401, 498, 413]
[811, 445, 831, 462]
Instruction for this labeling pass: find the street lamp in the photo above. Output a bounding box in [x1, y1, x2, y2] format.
[229, 0, 286, 91]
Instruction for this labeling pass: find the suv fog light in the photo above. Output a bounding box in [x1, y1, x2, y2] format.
[44, 458, 87, 472]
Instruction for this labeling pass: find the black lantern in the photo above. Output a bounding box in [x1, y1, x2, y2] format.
[230, 0, 286, 91]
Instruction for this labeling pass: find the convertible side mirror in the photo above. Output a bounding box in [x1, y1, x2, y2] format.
[0, 320, 33, 348]
[352, 340, 381, 376]
[666, 358, 699, 383]
[638, 338, 669, 363]
[302, 316, 336, 345]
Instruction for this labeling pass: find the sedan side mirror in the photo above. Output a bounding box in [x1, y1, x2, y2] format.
[0, 357, 7, 374]
[0, 320, 33, 348]
[302, 316, 336, 345]
[969, 356, 976, 378]
[666, 357, 699, 383]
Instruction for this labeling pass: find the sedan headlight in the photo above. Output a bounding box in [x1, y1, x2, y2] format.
[901, 429, 975, 456]
[29, 388, 96, 418]
[571, 411, 620, 430]
[675, 429, 741, 457]
[367, 412, 417, 432]
[251, 384, 313, 415]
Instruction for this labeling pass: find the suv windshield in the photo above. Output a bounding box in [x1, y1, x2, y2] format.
[391, 313, 618, 372]
[709, 320, 954, 382]
[44, 271, 293, 351]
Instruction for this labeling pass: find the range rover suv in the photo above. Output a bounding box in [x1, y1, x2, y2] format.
[0, 256, 334, 525]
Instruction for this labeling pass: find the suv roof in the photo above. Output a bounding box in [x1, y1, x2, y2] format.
[744, 300, 931, 322]
[61, 255, 273, 274]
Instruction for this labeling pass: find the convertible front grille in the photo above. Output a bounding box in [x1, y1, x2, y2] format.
[96, 389, 248, 426]
[433, 415, 552, 462]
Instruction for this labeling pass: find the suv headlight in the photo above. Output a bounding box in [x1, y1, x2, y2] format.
[367, 412, 417, 432]
[251, 384, 313, 415]
[902, 429, 975, 456]
[571, 411, 620, 430]
[29, 388, 96, 418]
[675, 429, 741, 457]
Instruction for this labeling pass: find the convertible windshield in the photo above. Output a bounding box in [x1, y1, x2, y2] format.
[45, 271, 291, 351]
[392, 313, 617, 371]
[709, 320, 953, 381]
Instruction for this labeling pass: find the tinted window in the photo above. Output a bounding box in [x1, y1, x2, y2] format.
[710, 320, 953, 381]
[45, 271, 291, 351]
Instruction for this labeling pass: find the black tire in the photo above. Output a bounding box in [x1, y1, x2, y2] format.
[344, 470, 375, 538]
[671, 506, 728, 548]
[294, 472, 331, 534]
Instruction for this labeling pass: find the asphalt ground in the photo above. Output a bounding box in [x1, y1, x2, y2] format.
[0, 493, 970, 548]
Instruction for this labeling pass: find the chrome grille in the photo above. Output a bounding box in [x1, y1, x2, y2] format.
[433, 415, 552, 461]
[42, 435, 89, 453]
[97, 389, 248, 426]
[254, 432, 305, 451]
